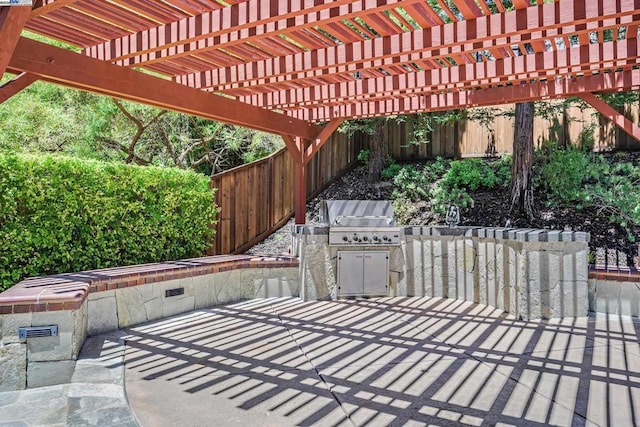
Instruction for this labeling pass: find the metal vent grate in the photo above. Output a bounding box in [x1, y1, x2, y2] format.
[18, 325, 58, 341]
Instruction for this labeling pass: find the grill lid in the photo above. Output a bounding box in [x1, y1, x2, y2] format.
[320, 200, 396, 227]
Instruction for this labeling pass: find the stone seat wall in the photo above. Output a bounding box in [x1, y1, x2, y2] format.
[0, 255, 299, 391]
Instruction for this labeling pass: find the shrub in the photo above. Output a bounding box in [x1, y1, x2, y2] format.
[535, 143, 590, 205]
[0, 153, 218, 290]
[381, 161, 403, 180]
[583, 159, 640, 241]
[357, 149, 370, 167]
[430, 157, 511, 214]
[392, 165, 429, 201]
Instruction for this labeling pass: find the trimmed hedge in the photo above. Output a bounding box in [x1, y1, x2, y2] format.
[0, 154, 218, 290]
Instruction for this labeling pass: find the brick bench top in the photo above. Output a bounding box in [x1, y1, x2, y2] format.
[0, 255, 299, 314]
[589, 265, 640, 282]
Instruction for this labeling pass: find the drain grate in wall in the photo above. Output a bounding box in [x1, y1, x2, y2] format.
[18, 325, 58, 341]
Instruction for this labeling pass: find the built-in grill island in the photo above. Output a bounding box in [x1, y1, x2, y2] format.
[292, 201, 591, 320]
[320, 200, 403, 297]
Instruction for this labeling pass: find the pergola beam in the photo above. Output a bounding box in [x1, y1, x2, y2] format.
[0, 6, 32, 77]
[242, 39, 640, 110]
[579, 92, 640, 143]
[289, 68, 640, 122]
[7, 36, 320, 140]
[0, 72, 38, 104]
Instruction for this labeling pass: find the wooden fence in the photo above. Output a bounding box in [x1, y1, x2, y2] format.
[386, 103, 640, 161]
[208, 131, 365, 255]
[209, 101, 640, 254]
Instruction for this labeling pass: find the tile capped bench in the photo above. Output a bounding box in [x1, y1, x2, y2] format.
[0, 255, 299, 391]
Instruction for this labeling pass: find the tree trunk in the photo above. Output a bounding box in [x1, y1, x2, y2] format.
[510, 102, 535, 220]
[368, 119, 387, 182]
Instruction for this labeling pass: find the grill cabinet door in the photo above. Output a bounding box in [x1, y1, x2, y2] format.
[363, 252, 389, 295]
[337, 252, 364, 296]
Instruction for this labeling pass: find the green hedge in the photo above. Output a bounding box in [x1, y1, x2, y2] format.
[0, 154, 218, 290]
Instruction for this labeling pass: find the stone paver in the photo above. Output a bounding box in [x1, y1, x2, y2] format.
[2, 297, 640, 426]
[0, 331, 136, 426]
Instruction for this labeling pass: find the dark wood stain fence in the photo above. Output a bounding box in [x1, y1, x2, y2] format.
[208, 131, 364, 255]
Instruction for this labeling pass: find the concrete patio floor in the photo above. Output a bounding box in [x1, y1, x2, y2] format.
[2, 296, 640, 426]
[124, 297, 640, 426]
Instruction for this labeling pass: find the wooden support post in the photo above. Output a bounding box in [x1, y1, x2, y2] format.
[0, 6, 31, 77]
[579, 93, 640, 144]
[294, 153, 307, 225]
[282, 134, 307, 224]
[0, 72, 37, 104]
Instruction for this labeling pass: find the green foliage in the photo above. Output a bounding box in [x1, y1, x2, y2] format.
[392, 195, 419, 225]
[582, 159, 640, 241]
[381, 161, 403, 180]
[0, 81, 283, 171]
[386, 156, 511, 221]
[357, 149, 370, 167]
[534, 145, 640, 241]
[577, 121, 597, 152]
[0, 154, 218, 290]
[431, 157, 511, 214]
[391, 165, 429, 201]
[535, 143, 590, 205]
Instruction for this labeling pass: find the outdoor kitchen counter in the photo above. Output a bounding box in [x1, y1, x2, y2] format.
[293, 225, 591, 321]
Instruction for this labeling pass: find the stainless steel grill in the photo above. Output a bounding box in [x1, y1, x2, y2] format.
[320, 200, 402, 246]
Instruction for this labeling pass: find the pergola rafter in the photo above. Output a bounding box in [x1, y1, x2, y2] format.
[176, 0, 638, 95]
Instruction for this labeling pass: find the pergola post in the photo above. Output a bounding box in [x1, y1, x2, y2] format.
[0, 6, 31, 77]
[284, 120, 343, 225]
[294, 151, 307, 225]
[281, 134, 306, 224]
[578, 93, 640, 144]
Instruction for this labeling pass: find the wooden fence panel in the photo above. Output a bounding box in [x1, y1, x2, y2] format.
[208, 130, 363, 254]
[388, 103, 640, 161]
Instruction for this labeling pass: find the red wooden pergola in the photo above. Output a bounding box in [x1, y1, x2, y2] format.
[1, 0, 640, 223]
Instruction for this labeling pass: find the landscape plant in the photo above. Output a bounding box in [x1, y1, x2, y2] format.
[0, 153, 218, 290]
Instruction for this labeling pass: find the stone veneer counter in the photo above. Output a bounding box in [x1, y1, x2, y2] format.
[293, 225, 590, 321]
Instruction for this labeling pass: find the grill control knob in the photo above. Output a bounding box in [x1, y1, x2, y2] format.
[373, 236, 380, 242]
[382, 236, 389, 241]
[342, 236, 349, 242]
[362, 236, 369, 242]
